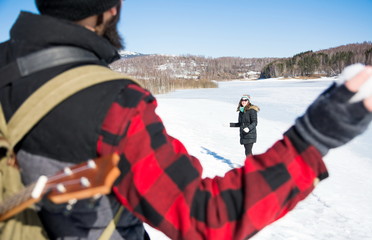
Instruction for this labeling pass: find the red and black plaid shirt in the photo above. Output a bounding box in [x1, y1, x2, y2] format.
[97, 83, 329, 240]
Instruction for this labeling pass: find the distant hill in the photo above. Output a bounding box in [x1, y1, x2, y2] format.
[260, 42, 372, 78]
[110, 42, 372, 94]
[114, 42, 372, 81]
[111, 54, 277, 82]
[118, 50, 148, 59]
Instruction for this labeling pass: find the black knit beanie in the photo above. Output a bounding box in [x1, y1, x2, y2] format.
[35, 0, 120, 21]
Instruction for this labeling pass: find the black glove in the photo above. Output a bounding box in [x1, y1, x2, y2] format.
[294, 82, 372, 156]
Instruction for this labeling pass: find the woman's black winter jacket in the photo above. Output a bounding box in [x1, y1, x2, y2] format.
[236, 106, 259, 144]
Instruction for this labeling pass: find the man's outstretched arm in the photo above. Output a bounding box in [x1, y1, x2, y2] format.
[98, 65, 371, 240]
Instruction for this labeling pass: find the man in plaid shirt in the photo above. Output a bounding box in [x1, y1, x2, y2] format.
[1, 0, 371, 239]
[98, 69, 372, 240]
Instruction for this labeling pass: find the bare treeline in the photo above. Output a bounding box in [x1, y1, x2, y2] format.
[110, 42, 371, 94]
[260, 42, 372, 78]
[110, 55, 276, 94]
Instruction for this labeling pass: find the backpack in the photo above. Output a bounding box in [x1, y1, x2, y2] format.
[0, 62, 139, 239]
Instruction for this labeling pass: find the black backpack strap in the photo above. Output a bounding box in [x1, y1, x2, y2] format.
[0, 46, 100, 88]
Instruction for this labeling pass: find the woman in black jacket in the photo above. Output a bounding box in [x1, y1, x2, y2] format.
[230, 95, 260, 156]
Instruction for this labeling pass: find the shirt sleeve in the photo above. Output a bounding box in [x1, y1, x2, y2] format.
[97, 83, 329, 240]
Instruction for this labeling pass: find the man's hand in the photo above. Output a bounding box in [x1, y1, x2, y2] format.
[243, 127, 249, 133]
[345, 66, 372, 110]
[294, 65, 372, 156]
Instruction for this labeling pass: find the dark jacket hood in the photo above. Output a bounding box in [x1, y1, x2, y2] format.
[7, 11, 120, 64]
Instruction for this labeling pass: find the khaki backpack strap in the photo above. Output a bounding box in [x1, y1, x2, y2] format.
[7, 65, 140, 148]
[0, 105, 10, 151]
[98, 205, 124, 240]
[0, 105, 8, 137]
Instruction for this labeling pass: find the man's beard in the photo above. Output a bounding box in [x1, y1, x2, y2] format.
[101, 3, 124, 50]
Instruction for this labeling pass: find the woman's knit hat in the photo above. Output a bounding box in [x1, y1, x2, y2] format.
[241, 94, 251, 102]
[35, 0, 120, 21]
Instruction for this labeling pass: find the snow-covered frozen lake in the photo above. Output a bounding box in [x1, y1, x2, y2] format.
[145, 77, 372, 240]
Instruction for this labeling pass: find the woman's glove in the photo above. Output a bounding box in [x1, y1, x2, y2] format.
[243, 127, 249, 133]
[294, 65, 372, 156]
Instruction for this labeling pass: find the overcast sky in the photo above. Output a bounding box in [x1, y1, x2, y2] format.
[1, 0, 371, 58]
